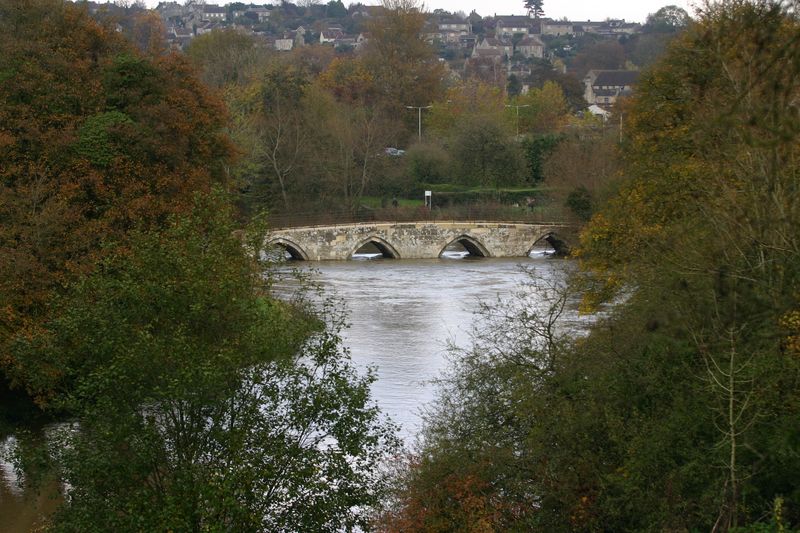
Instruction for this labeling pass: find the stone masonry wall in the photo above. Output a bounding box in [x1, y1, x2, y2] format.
[266, 222, 567, 261]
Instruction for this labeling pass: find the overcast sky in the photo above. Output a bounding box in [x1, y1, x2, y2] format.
[142, 0, 699, 25]
[432, 0, 699, 24]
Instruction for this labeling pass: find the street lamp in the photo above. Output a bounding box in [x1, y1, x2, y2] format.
[505, 104, 530, 137]
[405, 105, 432, 142]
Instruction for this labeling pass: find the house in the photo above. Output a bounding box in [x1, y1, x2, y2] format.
[587, 104, 611, 120]
[294, 26, 308, 46]
[472, 37, 512, 59]
[459, 34, 477, 50]
[584, 70, 640, 107]
[275, 36, 294, 51]
[428, 16, 472, 44]
[201, 5, 226, 21]
[515, 35, 544, 59]
[471, 47, 505, 61]
[333, 36, 358, 49]
[156, 2, 185, 21]
[540, 19, 573, 36]
[495, 15, 532, 37]
[438, 16, 471, 34]
[580, 19, 641, 36]
[320, 26, 345, 44]
[246, 7, 271, 23]
[349, 4, 384, 18]
[167, 25, 194, 48]
[196, 21, 222, 35]
[275, 27, 306, 50]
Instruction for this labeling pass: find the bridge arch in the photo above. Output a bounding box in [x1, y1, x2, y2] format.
[266, 237, 310, 261]
[439, 235, 491, 258]
[526, 232, 570, 257]
[350, 236, 401, 259]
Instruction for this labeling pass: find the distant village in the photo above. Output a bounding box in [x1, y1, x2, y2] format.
[77, 1, 666, 113]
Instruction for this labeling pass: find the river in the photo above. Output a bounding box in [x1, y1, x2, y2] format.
[1, 251, 571, 530]
[281, 251, 573, 440]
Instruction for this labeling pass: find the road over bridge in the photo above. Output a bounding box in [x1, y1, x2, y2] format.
[266, 221, 572, 261]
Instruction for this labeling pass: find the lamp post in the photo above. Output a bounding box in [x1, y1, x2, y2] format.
[505, 103, 530, 137]
[405, 105, 432, 142]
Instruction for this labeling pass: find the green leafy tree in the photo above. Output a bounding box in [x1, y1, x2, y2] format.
[644, 4, 691, 33]
[521, 133, 561, 184]
[450, 114, 525, 189]
[13, 193, 399, 530]
[406, 142, 452, 185]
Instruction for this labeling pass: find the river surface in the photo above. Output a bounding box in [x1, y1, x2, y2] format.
[1, 252, 571, 530]
[279, 252, 573, 441]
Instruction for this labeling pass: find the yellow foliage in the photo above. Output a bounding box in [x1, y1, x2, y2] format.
[780, 308, 800, 356]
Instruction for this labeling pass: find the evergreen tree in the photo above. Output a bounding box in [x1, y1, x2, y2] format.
[524, 0, 544, 19]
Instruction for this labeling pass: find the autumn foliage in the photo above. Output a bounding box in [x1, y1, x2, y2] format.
[0, 0, 233, 403]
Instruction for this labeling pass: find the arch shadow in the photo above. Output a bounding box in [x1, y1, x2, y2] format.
[350, 236, 401, 259]
[266, 237, 310, 261]
[439, 235, 491, 258]
[526, 232, 571, 257]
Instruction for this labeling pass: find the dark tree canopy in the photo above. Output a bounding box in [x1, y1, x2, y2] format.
[0, 0, 233, 404]
[524, 0, 544, 19]
[645, 4, 691, 32]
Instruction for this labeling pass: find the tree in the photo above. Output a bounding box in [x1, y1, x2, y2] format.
[644, 4, 691, 33]
[577, 0, 800, 524]
[512, 80, 569, 135]
[185, 29, 267, 88]
[521, 133, 561, 184]
[405, 142, 452, 185]
[569, 39, 626, 78]
[383, 1, 800, 530]
[13, 193, 399, 530]
[304, 85, 395, 211]
[524, 0, 544, 19]
[506, 73, 522, 96]
[236, 62, 311, 211]
[325, 0, 347, 18]
[542, 122, 620, 217]
[450, 114, 525, 189]
[382, 274, 575, 531]
[361, 0, 445, 113]
[426, 81, 506, 138]
[0, 0, 233, 405]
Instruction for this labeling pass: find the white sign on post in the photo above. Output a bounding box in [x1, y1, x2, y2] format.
[424, 190, 432, 209]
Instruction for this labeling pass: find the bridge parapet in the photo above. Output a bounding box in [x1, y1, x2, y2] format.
[266, 221, 571, 261]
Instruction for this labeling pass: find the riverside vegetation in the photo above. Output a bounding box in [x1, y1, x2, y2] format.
[1, 0, 798, 531]
[381, 1, 800, 530]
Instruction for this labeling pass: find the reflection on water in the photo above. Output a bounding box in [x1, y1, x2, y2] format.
[279, 254, 572, 440]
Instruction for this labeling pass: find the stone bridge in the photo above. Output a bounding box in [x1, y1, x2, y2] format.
[266, 221, 571, 261]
